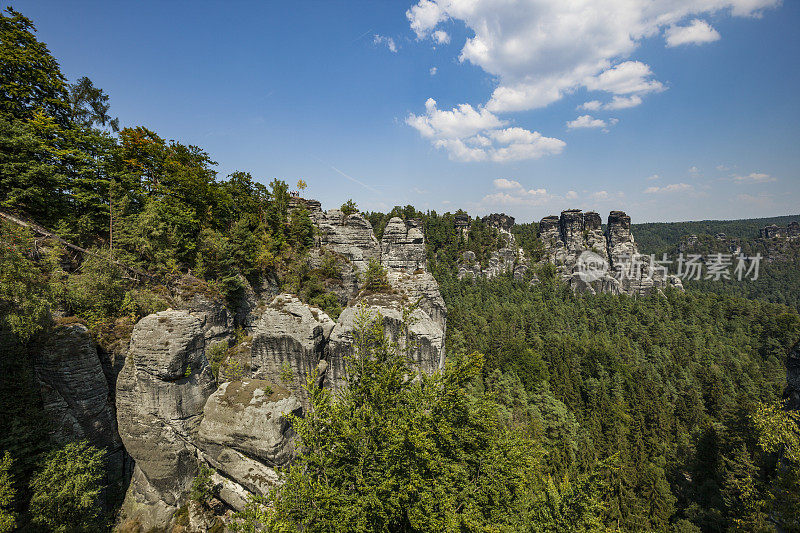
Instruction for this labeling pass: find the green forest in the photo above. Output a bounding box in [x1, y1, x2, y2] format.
[1, 7, 800, 532]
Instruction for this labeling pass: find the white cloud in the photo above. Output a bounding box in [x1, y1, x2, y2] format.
[584, 61, 664, 96]
[605, 95, 643, 109]
[565, 190, 578, 199]
[406, 98, 565, 162]
[646, 174, 660, 181]
[732, 172, 776, 183]
[406, 0, 778, 115]
[689, 165, 700, 173]
[482, 179, 551, 206]
[665, 19, 721, 47]
[579, 100, 602, 111]
[373, 34, 397, 52]
[429, 66, 438, 76]
[591, 190, 610, 200]
[567, 115, 607, 129]
[643, 182, 694, 194]
[432, 30, 450, 44]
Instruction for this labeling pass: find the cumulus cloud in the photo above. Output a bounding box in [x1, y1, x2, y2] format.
[482, 178, 551, 206]
[566, 115, 607, 129]
[732, 172, 776, 183]
[565, 190, 578, 199]
[643, 183, 694, 194]
[646, 174, 660, 181]
[665, 19, 721, 47]
[373, 34, 397, 52]
[432, 30, 450, 44]
[579, 100, 602, 111]
[429, 66, 438, 76]
[406, 98, 565, 162]
[406, 0, 779, 116]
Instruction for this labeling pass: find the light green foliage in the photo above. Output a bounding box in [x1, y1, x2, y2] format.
[208, 342, 229, 380]
[191, 464, 217, 506]
[751, 401, 800, 530]
[29, 441, 106, 532]
[0, 452, 16, 533]
[0, 223, 56, 341]
[339, 199, 357, 217]
[233, 306, 605, 532]
[361, 258, 390, 293]
[279, 362, 294, 385]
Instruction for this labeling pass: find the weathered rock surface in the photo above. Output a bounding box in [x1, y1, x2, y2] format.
[33, 323, 127, 508]
[387, 270, 447, 333]
[250, 294, 334, 408]
[117, 310, 216, 530]
[326, 292, 445, 394]
[535, 209, 683, 297]
[197, 380, 301, 509]
[313, 209, 380, 274]
[381, 217, 426, 271]
[172, 274, 235, 350]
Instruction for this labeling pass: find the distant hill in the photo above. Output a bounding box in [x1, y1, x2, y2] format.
[632, 214, 800, 254]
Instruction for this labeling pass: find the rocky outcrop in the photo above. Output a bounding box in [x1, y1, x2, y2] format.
[534, 209, 682, 297]
[313, 209, 380, 274]
[117, 311, 216, 530]
[33, 323, 127, 507]
[197, 380, 301, 510]
[172, 274, 235, 350]
[380, 217, 426, 271]
[760, 221, 800, 240]
[249, 294, 334, 408]
[327, 292, 445, 395]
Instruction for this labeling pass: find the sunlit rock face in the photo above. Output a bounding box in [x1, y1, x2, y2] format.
[249, 294, 334, 409]
[116, 311, 216, 530]
[381, 217, 426, 271]
[326, 292, 445, 396]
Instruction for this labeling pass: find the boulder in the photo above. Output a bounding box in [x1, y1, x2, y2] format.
[198, 380, 300, 467]
[197, 380, 301, 509]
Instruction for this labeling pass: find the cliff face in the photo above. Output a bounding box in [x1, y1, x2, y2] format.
[458, 208, 683, 296]
[114, 198, 448, 529]
[536, 209, 682, 296]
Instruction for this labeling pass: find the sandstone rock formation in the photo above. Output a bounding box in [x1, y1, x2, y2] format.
[172, 274, 235, 350]
[327, 292, 445, 395]
[248, 294, 334, 408]
[33, 323, 127, 507]
[115, 198, 449, 528]
[381, 217, 426, 271]
[535, 209, 682, 297]
[457, 213, 528, 281]
[197, 380, 301, 510]
[117, 311, 216, 530]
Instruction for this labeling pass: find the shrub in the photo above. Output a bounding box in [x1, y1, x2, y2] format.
[29, 441, 106, 533]
[362, 258, 390, 293]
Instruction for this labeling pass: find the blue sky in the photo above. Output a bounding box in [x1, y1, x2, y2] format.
[15, 0, 800, 223]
